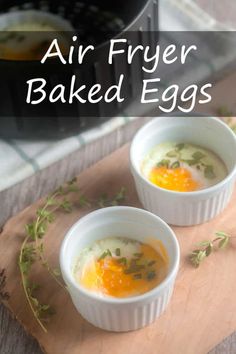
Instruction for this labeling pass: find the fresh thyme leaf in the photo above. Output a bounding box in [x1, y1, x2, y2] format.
[218, 237, 229, 249]
[79, 195, 91, 207]
[215, 231, 230, 239]
[171, 161, 180, 169]
[97, 187, 126, 208]
[60, 199, 73, 212]
[114, 187, 126, 202]
[205, 244, 213, 256]
[25, 223, 36, 240]
[204, 165, 216, 179]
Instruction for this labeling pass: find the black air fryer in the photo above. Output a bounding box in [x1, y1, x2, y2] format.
[0, 0, 158, 138]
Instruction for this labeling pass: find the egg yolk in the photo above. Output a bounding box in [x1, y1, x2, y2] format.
[80, 244, 167, 298]
[149, 166, 200, 192]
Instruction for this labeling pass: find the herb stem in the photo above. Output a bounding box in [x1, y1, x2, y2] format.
[19, 235, 47, 333]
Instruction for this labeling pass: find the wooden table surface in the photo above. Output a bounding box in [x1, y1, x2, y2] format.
[0, 118, 236, 354]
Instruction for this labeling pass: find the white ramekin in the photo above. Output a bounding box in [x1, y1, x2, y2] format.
[130, 116, 236, 226]
[60, 206, 180, 332]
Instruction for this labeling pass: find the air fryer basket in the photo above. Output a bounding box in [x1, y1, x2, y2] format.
[0, 0, 158, 139]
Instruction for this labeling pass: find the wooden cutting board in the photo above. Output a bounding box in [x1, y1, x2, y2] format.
[1, 144, 236, 354]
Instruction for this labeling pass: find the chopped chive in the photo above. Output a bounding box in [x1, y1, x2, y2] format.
[156, 159, 170, 168]
[170, 161, 180, 169]
[204, 165, 216, 179]
[124, 265, 145, 274]
[133, 273, 142, 280]
[98, 249, 112, 260]
[115, 248, 121, 256]
[147, 260, 156, 267]
[146, 270, 156, 281]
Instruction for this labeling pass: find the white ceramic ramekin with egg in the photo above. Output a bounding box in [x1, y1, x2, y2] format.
[60, 206, 180, 332]
[130, 116, 236, 226]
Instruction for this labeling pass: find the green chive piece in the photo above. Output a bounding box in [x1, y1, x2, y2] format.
[147, 260, 156, 267]
[115, 248, 121, 256]
[124, 265, 145, 274]
[171, 161, 180, 169]
[204, 165, 216, 179]
[98, 249, 112, 260]
[146, 270, 156, 281]
[133, 273, 142, 280]
[156, 159, 170, 168]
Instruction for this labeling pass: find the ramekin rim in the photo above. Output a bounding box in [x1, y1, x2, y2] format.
[60, 206, 180, 304]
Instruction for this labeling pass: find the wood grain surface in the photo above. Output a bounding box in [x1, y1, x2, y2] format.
[1, 144, 236, 354]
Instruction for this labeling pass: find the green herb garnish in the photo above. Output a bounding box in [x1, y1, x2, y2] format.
[189, 231, 233, 267]
[146, 270, 156, 281]
[204, 165, 216, 179]
[171, 161, 180, 169]
[124, 264, 145, 274]
[115, 248, 121, 256]
[99, 249, 112, 260]
[97, 187, 126, 207]
[157, 159, 170, 168]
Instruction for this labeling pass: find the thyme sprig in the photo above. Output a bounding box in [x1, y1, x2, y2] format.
[18, 180, 126, 332]
[19, 179, 79, 332]
[189, 231, 234, 267]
